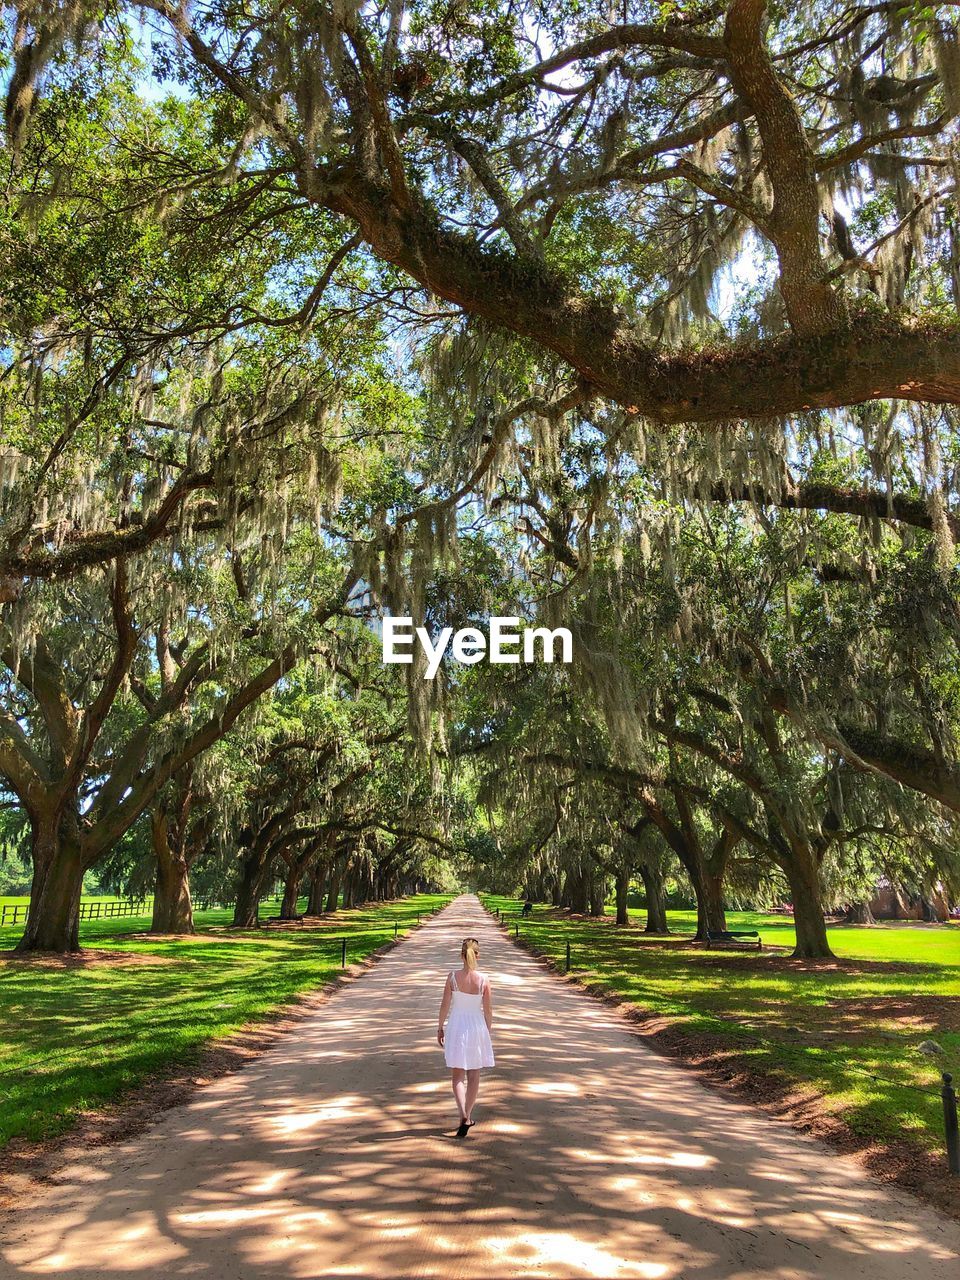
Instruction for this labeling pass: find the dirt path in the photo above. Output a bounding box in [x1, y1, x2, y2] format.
[2, 894, 959, 1279]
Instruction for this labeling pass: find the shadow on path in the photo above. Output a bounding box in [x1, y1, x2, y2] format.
[1, 895, 958, 1279]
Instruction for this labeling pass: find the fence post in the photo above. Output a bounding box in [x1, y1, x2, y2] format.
[565, 940, 571, 972]
[341, 938, 346, 970]
[944, 1073, 959, 1175]
[514, 922, 519, 938]
[394, 921, 398, 937]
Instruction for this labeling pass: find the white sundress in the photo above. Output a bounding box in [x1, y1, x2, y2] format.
[443, 970, 495, 1070]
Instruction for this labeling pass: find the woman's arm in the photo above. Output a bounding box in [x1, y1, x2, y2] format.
[437, 975, 452, 1046]
[482, 979, 493, 1032]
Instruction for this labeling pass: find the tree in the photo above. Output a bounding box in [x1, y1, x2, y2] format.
[0, 61, 430, 950]
[6, 0, 960, 955]
[2, 540, 359, 950]
[0, 58, 384, 600]
[15, 1, 960, 425]
[149, 764, 212, 935]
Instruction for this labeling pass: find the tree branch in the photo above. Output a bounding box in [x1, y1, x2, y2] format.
[724, 0, 845, 334]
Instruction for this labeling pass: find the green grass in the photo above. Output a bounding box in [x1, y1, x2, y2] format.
[483, 897, 960, 1156]
[0, 894, 451, 1147]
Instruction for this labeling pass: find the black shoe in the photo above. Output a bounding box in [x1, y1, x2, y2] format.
[455, 1120, 470, 1138]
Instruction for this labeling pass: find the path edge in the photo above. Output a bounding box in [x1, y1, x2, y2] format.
[0, 914, 441, 1214]
[483, 902, 960, 1227]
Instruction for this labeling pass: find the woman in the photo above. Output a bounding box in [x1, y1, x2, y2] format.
[437, 936, 494, 1137]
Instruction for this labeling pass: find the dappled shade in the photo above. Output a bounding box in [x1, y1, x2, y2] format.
[2, 898, 958, 1279]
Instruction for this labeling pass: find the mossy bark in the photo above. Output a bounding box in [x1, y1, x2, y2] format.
[639, 862, 669, 934]
[233, 849, 271, 928]
[150, 810, 196, 935]
[307, 865, 328, 916]
[783, 852, 834, 958]
[15, 811, 84, 953]
[615, 866, 630, 926]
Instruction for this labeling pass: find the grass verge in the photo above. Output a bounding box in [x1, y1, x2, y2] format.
[483, 898, 958, 1166]
[0, 894, 450, 1148]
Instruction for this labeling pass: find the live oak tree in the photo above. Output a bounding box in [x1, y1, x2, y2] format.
[631, 831, 671, 935]
[0, 60, 379, 600]
[10, 3, 960, 474]
[149, 763, 216, 935]
[442, 431, 960, 953]
[0, 192, 382, 955]
[10, 6, 960, 700]
[220, 649, 446, 927]
[1, 522, 362, 950]
[0, 56, 437, 950]
[5, 0, 960, 955]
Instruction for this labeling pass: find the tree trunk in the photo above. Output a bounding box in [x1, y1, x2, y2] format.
[15, 811, 85, 954]
[589, 869, 605, 917]
[325, 862, 343, 913]
[784, 851, 834, 958]
[359, 856, 374, 904]
[642, 802, 723, 940]
[571, 873, 587, 913]
[920, 895, 947, 922]
[615, 866, 630, 926]
[150, 810, 196, 934]
[701, 868, 726, 939]
[844, 900, 875, 925]
[341, 870, 355, 910]
[233, 849, 268, 928]
[687, 859, 726, 941]
[639, 862, 669, 933]
[307, 865, 327, 916]
[566, 861, 588, 913]
[558, 869, 571, 909]
[280, 865, 303, 919]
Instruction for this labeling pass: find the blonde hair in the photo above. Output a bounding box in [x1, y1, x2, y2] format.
[461, 937, 480, 970]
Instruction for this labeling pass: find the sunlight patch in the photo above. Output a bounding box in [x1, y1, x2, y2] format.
[483, 1230, 669, 1277]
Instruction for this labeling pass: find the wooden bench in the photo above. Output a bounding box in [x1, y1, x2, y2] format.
[706, 929, 762, 951]
[263, 913, 305, 927]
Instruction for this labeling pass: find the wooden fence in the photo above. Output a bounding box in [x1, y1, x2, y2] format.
[1, 898, 151, 928]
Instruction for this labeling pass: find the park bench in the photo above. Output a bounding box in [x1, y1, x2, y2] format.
[706, 929, 762, 951]
[264, 913, 305, 926]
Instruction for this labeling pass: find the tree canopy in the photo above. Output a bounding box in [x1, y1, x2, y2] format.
[2, 0, 960, 956]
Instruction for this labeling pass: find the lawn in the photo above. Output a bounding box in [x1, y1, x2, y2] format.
[0, 893, 450, 1147]
[482, 897, 959, 1158]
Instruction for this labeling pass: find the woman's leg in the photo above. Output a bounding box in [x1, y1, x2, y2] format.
[451, 1069, 467, 1119]
[464, 1069, 481, 1122]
